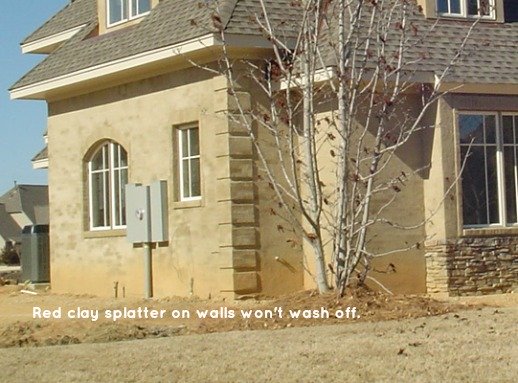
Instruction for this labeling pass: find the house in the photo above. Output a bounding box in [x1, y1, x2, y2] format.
[0, 184, 49, 249]
[9, 0, 517, 298]
[0, 204, 20, 250]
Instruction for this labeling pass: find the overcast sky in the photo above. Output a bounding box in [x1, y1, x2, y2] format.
[0, 0, 68, 193]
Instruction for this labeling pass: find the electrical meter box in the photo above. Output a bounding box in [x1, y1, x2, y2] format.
[126, 183, 151, 243]
[125, 181, 168, 243]
[149, 180, 168, 242]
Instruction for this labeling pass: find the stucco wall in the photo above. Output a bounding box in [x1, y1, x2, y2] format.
[300, 94, 429, 294]
[45, 61, 518, 298]
[47, 67, 305, 298]
[48, 68, 232, 298]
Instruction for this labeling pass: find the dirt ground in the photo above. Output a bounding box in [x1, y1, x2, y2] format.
[0, 285, 472, 347]
[0, 286, 516, 382]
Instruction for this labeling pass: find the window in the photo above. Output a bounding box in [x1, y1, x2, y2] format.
[459, 113, 518, 227]
[437, 0, 494, 17]
[107, 0, 150, 26]
[178, 126, 201, 201]
[88, 141, 128, 230]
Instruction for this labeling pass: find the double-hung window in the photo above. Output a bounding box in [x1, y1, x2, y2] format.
[88, 141, 128, 230]
[437, 0, 494, 18]
[459, 113, 518, 227]
[178, 126, 201, 201]
[108, 0, 151, 26]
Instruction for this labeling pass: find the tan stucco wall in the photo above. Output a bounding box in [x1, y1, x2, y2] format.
[48, 68, 231, 298]
[47, 66, 305, 298]
[301, 94, 429, 294]
[249, 96, 306, 297]
[46, 56, 518, 298]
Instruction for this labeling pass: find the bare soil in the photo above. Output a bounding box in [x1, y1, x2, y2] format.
[0, 286, 516, 382]
[0, 285, 469, 347]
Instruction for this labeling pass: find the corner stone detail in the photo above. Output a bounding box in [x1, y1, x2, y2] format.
[214, 79, 260, 298]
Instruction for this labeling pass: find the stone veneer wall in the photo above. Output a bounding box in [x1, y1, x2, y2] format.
[426, 237, 518, 296]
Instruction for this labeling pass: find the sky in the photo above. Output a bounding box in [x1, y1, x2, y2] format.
[0, 0, 69, 193]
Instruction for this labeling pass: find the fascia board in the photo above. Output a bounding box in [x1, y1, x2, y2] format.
[11, 34, 218, 100]
[21, 24, 88, 54]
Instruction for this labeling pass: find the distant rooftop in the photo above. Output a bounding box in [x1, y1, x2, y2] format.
[0, 184, 49, 225]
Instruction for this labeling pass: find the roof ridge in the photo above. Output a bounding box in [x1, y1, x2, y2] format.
[219, 0, 240, 29]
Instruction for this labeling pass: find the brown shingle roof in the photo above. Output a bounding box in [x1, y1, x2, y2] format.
[11, 0, 518, 91]
[11, 0, 301, 90]
[21, 0, 97, 44]
[319, 1, 518, 85]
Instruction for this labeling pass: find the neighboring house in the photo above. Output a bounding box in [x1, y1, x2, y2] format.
[0, 204, 20, 250]
[0, 184, 49, 249]
[31, 131, 49, 170]
[9, 0, 517, 298]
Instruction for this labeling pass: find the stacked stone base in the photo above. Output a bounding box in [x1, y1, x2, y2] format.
[426, 237, 518, 296]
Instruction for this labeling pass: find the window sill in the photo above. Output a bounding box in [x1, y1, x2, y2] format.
[107, 12, 149, 29]
[436, 12, 497, 22]
[173, 199, 203, 209]
[83, 229, 126, 239]
[462, 227, 518, 237]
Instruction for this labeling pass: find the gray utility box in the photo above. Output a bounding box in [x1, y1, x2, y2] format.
[125, 181, 168, 243]
[20, 225, 50, 283]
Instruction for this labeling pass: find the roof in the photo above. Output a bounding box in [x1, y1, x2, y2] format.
[10, 0, 300, 91]
[21, 0, 97, 45]
[318, 1, 518, 85]
[0, 204, 21, 243]
[10, 0, 518, 92]
[0, 185, 49, 225]
[31, 146, 48, 163]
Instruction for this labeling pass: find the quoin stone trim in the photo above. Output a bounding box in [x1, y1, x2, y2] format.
[214, 77, 260, 298]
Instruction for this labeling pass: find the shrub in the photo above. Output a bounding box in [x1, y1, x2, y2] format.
[1, 245, 20, 265]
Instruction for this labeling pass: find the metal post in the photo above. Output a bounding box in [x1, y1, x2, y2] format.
[144, 242, 153, 298]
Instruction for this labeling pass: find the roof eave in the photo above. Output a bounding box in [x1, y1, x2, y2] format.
[10, 33, 279, 101]
[32, 159, 49, 170]
[21, 24, 88, 54]
[435, 76, 518, 95]
[10, 33, 218, 100]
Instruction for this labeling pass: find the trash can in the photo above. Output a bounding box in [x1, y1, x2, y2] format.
[20, 225, 50, 283]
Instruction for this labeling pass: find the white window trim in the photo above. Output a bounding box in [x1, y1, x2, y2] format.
[88, 142, 128, 231]
[106, 0, 151, 28]
[178, 126, 201, 202]
[110, 144, 128, 229]
[437, 0, 496, 19]
[459, 111, 518, 229]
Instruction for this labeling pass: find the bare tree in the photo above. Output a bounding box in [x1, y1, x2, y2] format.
[208, 0, 478, 295]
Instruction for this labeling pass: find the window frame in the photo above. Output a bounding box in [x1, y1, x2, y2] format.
[106, 0, 151, 28]
[458, 111, 518, 229]
[87, 141, 129, 231]
[437, 0, 495, 19]
[177, 125, 202, 202]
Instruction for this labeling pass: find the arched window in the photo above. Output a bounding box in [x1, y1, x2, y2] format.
[88, 141, 128, 230]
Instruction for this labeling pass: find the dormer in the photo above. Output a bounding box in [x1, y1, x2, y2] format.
[20, 0, 97, 54]
[417, 0, 506, 22]
[98, 0, 160, 34]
